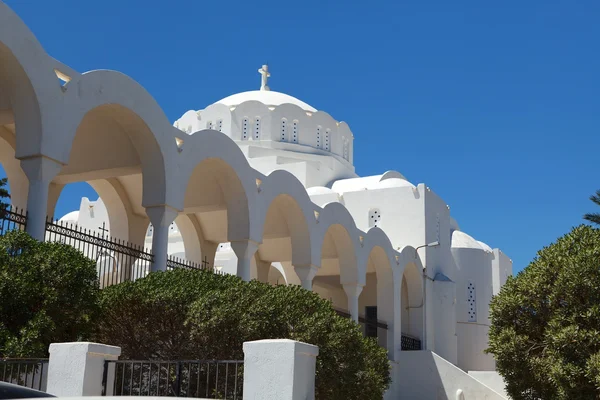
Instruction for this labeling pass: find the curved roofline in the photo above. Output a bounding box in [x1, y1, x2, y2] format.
[215, 90, 317, 112]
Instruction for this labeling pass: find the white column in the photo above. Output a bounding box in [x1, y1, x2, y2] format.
[20, 157, 62, 241]
[47, 342, 121, 397]
[243, 339, 319, 400]
[343, 283, 364, 323]
[145, 205, 178, 272]
[392, 272, 403, 362]
[231, 240, 259, 281]
[293, 264, 318, 291]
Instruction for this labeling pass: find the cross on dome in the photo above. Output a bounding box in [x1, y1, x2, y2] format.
[258, 64, 270, 91]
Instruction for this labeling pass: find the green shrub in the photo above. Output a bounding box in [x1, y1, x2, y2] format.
[0, 230, 100, 357]
[487, 225, 600, 399]
[96, 269, 391, 399]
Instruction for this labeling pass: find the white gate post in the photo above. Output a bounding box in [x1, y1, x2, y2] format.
[46, 342, 121, 397]
[243, 339, 319, 400]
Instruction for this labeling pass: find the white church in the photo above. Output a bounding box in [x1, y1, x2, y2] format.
[0, 1, 512, 397]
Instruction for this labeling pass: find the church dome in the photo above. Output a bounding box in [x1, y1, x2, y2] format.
[374, 178, 415, 189]
[451, 230, 484, 250]
[216, 90, 317, 113]
[59, 211, 79, 224]
[306, 186, 337, 196]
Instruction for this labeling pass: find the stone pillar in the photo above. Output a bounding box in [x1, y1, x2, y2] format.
[343, 283, 364, 323]
[47, 342, 121, 397]
[293, 264, 318, 291]
[20, 157, 62, 241]
[200, 240, 219, 269]
[145, 205, 178, 272]
[255, 259, 271, 282]
[243, 339, 319, 400]
[231, 240, 259, 281]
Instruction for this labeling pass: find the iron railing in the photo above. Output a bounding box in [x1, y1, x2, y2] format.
[0, 359, 49, 391]
[401, 334, 422, 351]
[102, 360, 243, 399]
[334, 308, 422, 350]
[0, 206, 27, 235]
[166, 255, 210, 272]
[45, 218, 154, 288]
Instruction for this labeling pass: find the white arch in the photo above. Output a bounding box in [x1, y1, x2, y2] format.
[314, 202, 363, 285]
[179, 129, 258, 243]
[62, 70, 180, 208]
[0, 1, 64, 160]
[256, 170, 316, 267]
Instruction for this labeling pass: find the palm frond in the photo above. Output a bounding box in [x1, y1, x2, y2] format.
[590, 189, 600, 207]
[584, 213, 600, 225]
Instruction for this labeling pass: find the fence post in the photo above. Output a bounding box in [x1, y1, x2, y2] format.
[242, 339, 319, 400]
[46, 342, 121, 397]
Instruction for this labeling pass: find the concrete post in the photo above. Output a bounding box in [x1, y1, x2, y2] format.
[343, 283, 364, 322]
[145, 205, 179, 272]
[47, 342, 121, 397]
[243, 339, 319, 400]
[20, 157, 62, 241]
[231, 240, 259, 281]
[293, 264, 318, 290]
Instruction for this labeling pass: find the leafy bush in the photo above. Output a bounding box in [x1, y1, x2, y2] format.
[0, 230, 100, 357]
[487, 225, 600, 399]
[96, 269, 391, 399]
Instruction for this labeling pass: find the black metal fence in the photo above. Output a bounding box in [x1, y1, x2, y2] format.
[0, 359, 49, 391]
[401, 334, 422, 351]
[0, 206, 27, 235]
[103, 360, 243, 399]
[334, 308, 422, 350]
[45, 218, 154, 288]
[166, 255, 211, 272]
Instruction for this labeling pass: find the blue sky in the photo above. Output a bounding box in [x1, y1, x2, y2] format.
[3, 0, 599, 273]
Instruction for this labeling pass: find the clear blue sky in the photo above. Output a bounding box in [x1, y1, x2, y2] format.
[3, 0, 599, 273]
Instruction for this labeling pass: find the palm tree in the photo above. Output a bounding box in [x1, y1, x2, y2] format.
[584, 189, 600, 225]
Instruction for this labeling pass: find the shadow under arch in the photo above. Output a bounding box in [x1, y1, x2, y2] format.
[257, 171, 314, 268]
[62, 70, 178, 207]
[56, 102, 168, 217]
[402, 260, 425, 344]
[182, 157, 251, 248]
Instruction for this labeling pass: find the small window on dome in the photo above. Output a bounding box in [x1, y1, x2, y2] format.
[324, 129, 330, 151]
[242, 117, 249, 140]
[292, 120, 298, 143]
[368, 208, 381, 228]
[216, 119, 223, 132]
[280, 118, 287, 142]
[253, 117, 261, 140]
[206, 121, 213, 130]
[316, 126, 322, 149]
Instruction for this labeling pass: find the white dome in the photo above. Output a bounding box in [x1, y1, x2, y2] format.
[59, 211, 79, 224]
[306, 186, 337, 196]
[374, 178, 415, 189]
[216, 90, 317, 112]
[331, 171, 410, 193]
[477, 241, 493, 253]
[451, 231, 484, 250]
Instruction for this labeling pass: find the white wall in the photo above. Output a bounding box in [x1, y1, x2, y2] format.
[492, 249, 513, 295]
[468, 371, 509, 399]
[452, 237, 497, 371]
[397, 351, 507, 400]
